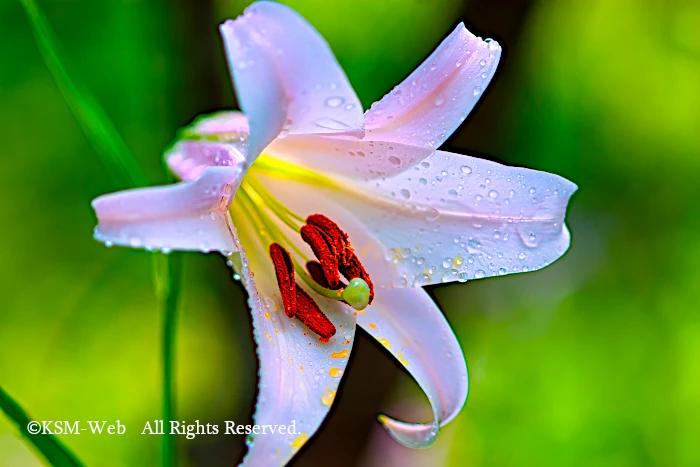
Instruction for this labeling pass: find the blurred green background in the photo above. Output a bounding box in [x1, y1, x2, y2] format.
[1, 0, 699, 465]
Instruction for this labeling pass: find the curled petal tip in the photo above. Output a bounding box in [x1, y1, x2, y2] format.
[378, 414, 440, 449]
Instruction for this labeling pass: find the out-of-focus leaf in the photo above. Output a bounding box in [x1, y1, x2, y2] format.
[0, 386, 84, 467]
[19, 0, 148, 188]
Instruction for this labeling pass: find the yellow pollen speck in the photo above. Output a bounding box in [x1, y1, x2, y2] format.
[265, 332, 272, 341]
[321, 388, 336, 406]
[453, 256, 463, 267]
[299, 366, 304, 371]
[291, 433, 307, 450]
[331, 349, 349, 359]
[329, 367, 344, 378]
[275, 329, 279, 334]
[369, 323, 377, 329]
[378, 338, 391, 348]
[264, 312, 271, 320]
[401, 359, 409, 366]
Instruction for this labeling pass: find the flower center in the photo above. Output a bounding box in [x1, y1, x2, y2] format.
[233, 174, 374, 342]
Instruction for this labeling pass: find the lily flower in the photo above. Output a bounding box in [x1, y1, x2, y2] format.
[91, 1, 576, 465]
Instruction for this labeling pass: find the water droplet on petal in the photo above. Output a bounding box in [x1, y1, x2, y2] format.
[488, 190, 499, 198]
[389, 155, 401, 166]
[400, 188, 411, 199]
[425, 208, 440, 221]
[325, 96, 345, 108]
[460, 165, 472, 175]
[434, 95, 445, 106]
[474, 270, 486, 279]
[473, 86, 482, 96]
[413, 273, 430, 286]
[479, 59, 487, 67]
[442, 257, 453, 268]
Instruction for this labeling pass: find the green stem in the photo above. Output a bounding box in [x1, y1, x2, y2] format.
[155, 253, 182, 467]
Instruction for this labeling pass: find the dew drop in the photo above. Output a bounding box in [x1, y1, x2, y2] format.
[325, 96, 345, 108]
[419, 178, 427, 185]
[434, 95, 445, 106]
[389, 155, 401, 166]
[479, 59, 487, 67]
[413, 273, 430, 286]
[518, 252, 526, 260]
[448, 189, 458, 198]
[442, 257, 453, 268]
[474, 270, 486, 279]
[460, 165, 472, 175]
[473, 86, 482, 96]
[498, 267, 507, 276]
[488, 190, 499, 198]
[400, 188, 411, 199]
[425, 207, 440, 221]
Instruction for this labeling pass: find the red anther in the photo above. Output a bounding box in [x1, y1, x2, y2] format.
[301, 224, 341, 289]
[269, 243, 296, 318]
[295, 285, 336, 342]
[307, 214, 349, 264]
[306, 214, 374, 305]
[307, 261, 345, 290]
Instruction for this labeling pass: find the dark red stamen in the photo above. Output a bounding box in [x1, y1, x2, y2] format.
[307, 214, 349, 264]
[306, 214, 374, 304]
[307, 261, 344, 290]
[294, 285, 336, 342]
[300, 224, 341, 288]
[269, 243, 296, 318]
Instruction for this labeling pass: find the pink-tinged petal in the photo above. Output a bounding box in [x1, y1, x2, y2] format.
[92, 166, 241, 254]
[251, 150, 576, 288]
[220, 1, 364, 158]
[359, 288, 467, 448]
[229, 194, 358, 466]
[165, 112, 249, 182]
[365, 24, 501, 149]
[349, 150, 577, 286]
[265, 135, 433, 178]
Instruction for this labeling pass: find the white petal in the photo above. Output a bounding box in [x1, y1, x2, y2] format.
[359, 288, 467, 448]
[251, 149, 576, 288]
[220, 2, 364, 159]
[230, 193, 358, 466]
[365, 24, 501, 150]
[349, 150, 577, 286]
[92, 166, 241, 254]
[265, 135, 433, 179]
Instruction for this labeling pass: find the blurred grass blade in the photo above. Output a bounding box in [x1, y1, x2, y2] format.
[20, 0, 148, 188]
[21, 2, 182, 466]
[154, 252, 183, 466]
[0, 386, 84, 467]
